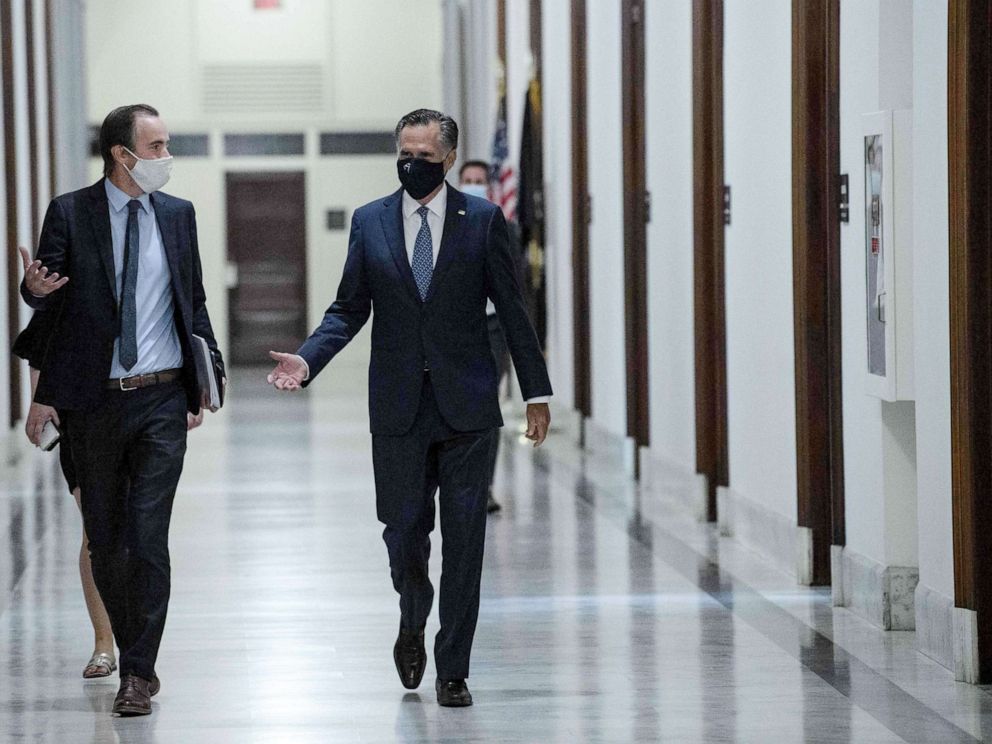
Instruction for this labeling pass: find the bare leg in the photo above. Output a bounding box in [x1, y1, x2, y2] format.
[74, 488, 115, 660]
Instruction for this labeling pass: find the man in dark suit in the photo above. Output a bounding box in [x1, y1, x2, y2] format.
[268, 109, 552, 707]
[20, 104, 224, 716]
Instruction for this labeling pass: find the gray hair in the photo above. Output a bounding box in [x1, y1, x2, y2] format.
[393, 109, 459, 152]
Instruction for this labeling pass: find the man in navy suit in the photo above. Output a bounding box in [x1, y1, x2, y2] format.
[268, 109, 552, 707]
[20, 104, 224, 716]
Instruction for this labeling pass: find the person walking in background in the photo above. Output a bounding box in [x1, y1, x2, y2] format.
[458, 159, 528, 515]
[12, 311, 118, 681]
[19, 103, 225, 717]
[267, 109, 552, 707]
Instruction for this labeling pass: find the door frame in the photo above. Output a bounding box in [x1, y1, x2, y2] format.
[792, 0, 844, 585]
[948, 0, 992, 683]
[622, 0, 650, 462]
[692, 0, 728, 521]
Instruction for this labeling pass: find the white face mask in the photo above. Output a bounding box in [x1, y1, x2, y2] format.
[123, 146, 173, 193]
[460, 183, 489, 201]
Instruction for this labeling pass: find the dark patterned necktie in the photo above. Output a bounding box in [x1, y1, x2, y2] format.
[412, 206, 433, 300]
[119, 199, 141, 371]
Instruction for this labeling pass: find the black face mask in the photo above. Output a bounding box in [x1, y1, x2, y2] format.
[397, 157, 446, 200]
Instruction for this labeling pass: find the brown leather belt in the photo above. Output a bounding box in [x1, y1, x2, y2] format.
[107, 368, 182, 392]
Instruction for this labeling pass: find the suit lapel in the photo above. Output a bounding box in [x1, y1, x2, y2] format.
[425, 185, 467, 303]
[150, 193, 183, 295]
[379, 188, 421, 302]
[88, 180, 118, 303]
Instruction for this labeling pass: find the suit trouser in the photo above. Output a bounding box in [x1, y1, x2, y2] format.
[372, 375, 495, 681]
[64, 381, 187, 680]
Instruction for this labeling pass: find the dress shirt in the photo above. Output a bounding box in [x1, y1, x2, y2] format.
[104, 179, 183, 379]
[401, 184, 446, 266]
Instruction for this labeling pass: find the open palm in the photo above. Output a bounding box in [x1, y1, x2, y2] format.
[267, 351, 307, 391]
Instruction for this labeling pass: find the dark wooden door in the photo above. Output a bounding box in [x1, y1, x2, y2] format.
[949, 0, 992, 682]
[693, 0, 728, 521]
[623, 0, 650, 460]
[571, 0, 591, 420]
[792, 0, 843, 585]
[226, 172, 307, 365]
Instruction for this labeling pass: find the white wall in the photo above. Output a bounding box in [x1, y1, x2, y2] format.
[911, 0, 952, 599]
[644, 0, 695, 472]
[12, 0, 33, 421]
[722, 0, 797, 521]
[839, 0, 920, 570]
[504, 0, 531, 178]
[585, 0, 626, 438]
[0, 3, 9, 432]
[541, 0, 574, 411]
[85, 0, 444, 373]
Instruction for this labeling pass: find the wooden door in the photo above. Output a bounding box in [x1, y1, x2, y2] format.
[623, 0, 649, 460]
[226, 172, 307, 365]
[693, 0, 728, 521]
[792, 0, 844, 585]
[949, 0, 992, 682]
[571, 0, 591, 420]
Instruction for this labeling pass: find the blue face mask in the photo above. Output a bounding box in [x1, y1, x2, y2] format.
[460, 183, 489, 201]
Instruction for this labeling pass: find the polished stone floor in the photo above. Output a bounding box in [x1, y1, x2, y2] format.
[2, 359, 992, 743]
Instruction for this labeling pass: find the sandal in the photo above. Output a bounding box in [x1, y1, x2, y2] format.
[82, 652, 117, 679]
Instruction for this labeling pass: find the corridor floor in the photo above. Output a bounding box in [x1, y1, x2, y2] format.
[2, 359, 992, 743]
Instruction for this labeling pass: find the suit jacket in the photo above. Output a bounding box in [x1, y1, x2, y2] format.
[299, 185, 552, 436]
[20, 179, 224, 413]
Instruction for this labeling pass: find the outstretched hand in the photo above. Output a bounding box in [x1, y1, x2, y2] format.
[267, 351, 307, 391]
[19, 246, 67, 297]
[525, 403, 550, 447]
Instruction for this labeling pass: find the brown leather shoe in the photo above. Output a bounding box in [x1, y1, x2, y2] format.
[112, 674, 153, 716]
[149, 675, 161, 697]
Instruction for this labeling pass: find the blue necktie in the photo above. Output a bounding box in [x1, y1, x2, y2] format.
[119, 199, 141, 371]
[412, 206, 433, 301]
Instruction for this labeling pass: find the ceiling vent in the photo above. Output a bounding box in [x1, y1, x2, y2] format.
[202, 64, 324, 114]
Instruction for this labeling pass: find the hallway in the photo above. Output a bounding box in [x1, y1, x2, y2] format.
[1, 361, 991, 743]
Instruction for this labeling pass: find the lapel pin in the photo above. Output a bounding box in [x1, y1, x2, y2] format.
[457, 209, 466, 215]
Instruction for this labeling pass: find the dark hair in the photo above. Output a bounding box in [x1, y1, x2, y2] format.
[459, 160, 490, 178]
[100, 104, 159, 177]
[393, 108, 459, 152]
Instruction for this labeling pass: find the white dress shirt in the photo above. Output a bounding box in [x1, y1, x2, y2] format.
[402, 184, 446, 266]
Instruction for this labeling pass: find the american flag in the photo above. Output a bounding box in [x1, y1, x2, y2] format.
[489, 94, 517, 222]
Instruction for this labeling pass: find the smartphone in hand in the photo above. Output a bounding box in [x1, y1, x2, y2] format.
[38, 420, 60, 452]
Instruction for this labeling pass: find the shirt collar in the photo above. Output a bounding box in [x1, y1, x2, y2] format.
[402, 181, 447, 221]
[104, 178, 151, 214]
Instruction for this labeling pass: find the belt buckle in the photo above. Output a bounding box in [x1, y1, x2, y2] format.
[119, 375, 140, 392]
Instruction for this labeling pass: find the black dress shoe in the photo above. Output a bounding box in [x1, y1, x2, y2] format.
[436, 678, 473, 707]
[112, 674, 153, 716]
[393, 625, 427, 690]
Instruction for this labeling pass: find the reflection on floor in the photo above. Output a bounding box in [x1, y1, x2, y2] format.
[1, 361, 992, 743]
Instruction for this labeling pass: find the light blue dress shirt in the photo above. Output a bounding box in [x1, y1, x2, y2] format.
[104, 179, 183, 379]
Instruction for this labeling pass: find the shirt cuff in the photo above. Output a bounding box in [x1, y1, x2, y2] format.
[525, 395, 551, 405]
